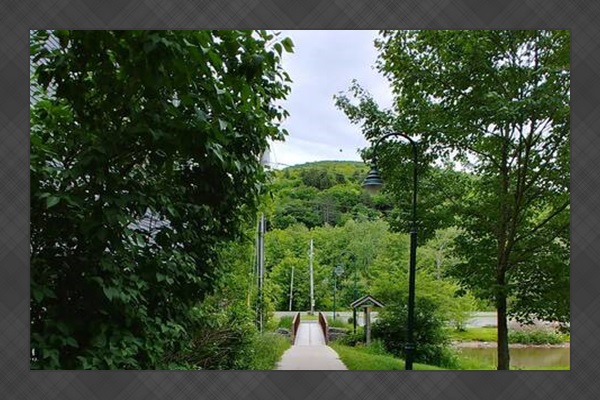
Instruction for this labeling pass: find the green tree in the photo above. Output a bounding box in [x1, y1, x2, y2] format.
[30, 30, 293, 369]
[337, 30, 569, 369]
[299, 167, 334, 190]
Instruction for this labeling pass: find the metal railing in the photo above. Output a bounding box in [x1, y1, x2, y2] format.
[291, 312, 301, 344]
[317, 312, 329, 344]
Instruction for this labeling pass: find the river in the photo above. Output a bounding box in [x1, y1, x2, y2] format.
[456, 345, 570, 369]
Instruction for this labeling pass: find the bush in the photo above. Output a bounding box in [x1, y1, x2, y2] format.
[337, 327, 365, 346]
[30, 30, 293, 369]
[371, 297, 458, 368]
[508, 328, 563, 345]
[245, 333, 291, 370]
[173, 301, 258, 370]
[277, 316, 294, 330]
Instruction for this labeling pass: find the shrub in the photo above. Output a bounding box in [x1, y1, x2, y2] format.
[245, 333, 291, 370]
[174, 301, 258, 370]
[338, 327, 365, 346]
[371, 296, 458, 368]
[277, 316, 294, 330]
[508, 328, 563, 345]
[30, 30, 293, 369]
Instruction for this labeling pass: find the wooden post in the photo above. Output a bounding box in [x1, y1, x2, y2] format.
[365, 306, 371, 345]
[309, 239, 314, 315]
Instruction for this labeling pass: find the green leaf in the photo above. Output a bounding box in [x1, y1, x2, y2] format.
[103, 287, 117, 301]
[46, 196, 60, 208]
[135, 234, 146, 248]
[32, 287, 44, 302]
[65, 337, 79, 348]
[196, 108, 208, 122]
[281, 37, 294, 53]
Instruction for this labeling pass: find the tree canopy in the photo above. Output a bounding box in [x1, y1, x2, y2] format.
[336, 30, 570, 370]
[30, 30, 293, 369]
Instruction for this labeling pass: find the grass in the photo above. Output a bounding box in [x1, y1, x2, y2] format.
[330, 343, 444, 370]
[277, 316, 293, 330]
[331, 343, 569, 370]
[454, 349, 570, 370]
[447, 326, 570, 345]
[447, 327, 497, 342]
[249, 333, 291, 370]
[453, 352, 495, 370]
[327, 317, 352, 329]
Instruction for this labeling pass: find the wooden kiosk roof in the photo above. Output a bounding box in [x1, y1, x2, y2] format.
[350, 294, 385, 309]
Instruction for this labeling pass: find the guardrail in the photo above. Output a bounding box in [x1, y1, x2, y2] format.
[317, 312, 329, 344]
[291, 312, 301, 344]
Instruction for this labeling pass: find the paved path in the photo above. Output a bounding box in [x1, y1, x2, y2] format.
[276, 321, 347, 370]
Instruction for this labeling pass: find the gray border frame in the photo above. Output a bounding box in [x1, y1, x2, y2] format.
[2, 0, 596, 398]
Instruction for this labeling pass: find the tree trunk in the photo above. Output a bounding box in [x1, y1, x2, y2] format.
[496, 279, 510, 370]
[496, 134, 511, 370]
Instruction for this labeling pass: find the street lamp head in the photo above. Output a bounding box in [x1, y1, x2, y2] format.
[362, 161, 384, 195]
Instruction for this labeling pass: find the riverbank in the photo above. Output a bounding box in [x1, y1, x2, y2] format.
[453, 341, 570, 348]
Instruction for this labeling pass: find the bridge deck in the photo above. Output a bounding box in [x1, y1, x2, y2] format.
[275, 321, 347, 370]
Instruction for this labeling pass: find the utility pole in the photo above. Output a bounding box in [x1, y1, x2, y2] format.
[309, 239, 314, 315]
[256, 148, 269, 333]
[257, 213, 265, 333]
[353, 267, 358, 334]
[288, 265, 294, 311]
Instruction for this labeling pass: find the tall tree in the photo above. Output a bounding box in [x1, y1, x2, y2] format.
[337, 30, 569, 369]
[30, 30, 293, 369]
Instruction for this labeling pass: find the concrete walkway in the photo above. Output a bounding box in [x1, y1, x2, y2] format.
[276, 321, 347, 370]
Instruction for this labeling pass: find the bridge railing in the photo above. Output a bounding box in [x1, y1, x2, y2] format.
[318, 312, 329, 344]
[291, 312, 301, 344]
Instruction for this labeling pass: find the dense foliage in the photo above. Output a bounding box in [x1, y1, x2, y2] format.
[336, 30, 570, 369]
[29, 29, 569, 371]
[268, 161, 389, 229]
[265, 162, 476, 346]
[268, 160, 474, 242]
[30, 30, 293, 369]
[372, 297, 458, 368]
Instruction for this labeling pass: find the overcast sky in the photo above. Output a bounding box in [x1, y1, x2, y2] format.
[267, 30, 393, 168]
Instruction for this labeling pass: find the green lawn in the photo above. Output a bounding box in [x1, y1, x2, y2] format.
[447, 327, 497, 342]
[447, 326, 570, 345]
[329, 343, 444, 370]
[330, 342, 569, 370]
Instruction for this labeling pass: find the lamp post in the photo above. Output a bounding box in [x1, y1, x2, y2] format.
[333, 265, 344, 321]
[353, 264, 358, 334]
[362, 132, 419, 371]
[336, 250, 357, 332]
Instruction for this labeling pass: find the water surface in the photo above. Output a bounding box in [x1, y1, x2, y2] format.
[458, 346, 570, 369]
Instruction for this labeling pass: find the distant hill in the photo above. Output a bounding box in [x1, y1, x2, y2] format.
[267, 160, 392, 230]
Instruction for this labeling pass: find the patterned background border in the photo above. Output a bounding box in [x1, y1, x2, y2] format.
[1, 0, 597, 398]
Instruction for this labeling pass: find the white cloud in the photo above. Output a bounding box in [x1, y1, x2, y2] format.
[268, 30, 393, 169]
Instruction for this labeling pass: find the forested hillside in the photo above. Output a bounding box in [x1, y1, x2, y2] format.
[267, 161, 391, 229]
[262, 160, 480, 321]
